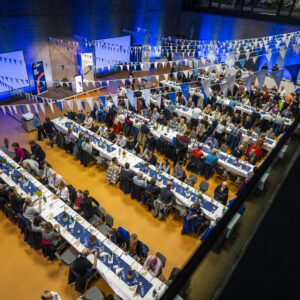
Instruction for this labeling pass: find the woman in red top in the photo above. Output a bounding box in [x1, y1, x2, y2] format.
[192, 145, 204, 159]
[73, 190, 83, 212]
[112, 117, 121, 134]
[247, 145, 260, 158]
[12, 142, 26, 164]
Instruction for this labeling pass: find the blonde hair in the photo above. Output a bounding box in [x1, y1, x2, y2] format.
[56, 180, 66, 190]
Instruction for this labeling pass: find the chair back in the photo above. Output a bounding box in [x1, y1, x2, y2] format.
[118, 226, 130, 242]
[199, 180, 209, 192]
[220, 144, 228, 153]
[4, 138, 9, 149]
[156, 252, 166, 267]
[105, 214, 114, 227]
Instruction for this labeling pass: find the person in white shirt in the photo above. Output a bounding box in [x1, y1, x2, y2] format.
[23, 197, 42, 223]
[41, 290, 62, 300]
[82, 137, 93, 155]
[151, 108, 160, 121]
[54, 180, 70, 204]
[115, 131, 127, 148]
[82, 112, 93, 129]
[94, 124, 107, 137]
[191, 107, 201, 130]
[41, 161, 53, 184]
[22, 159, 41, 176]
[117, 85, 127, 98]
[48, 171, 65, 192]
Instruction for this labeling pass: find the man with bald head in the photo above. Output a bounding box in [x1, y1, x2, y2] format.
[160, 181, 175, 205]
[71, 248, 98, 279]
[143, 254, 163, 277]
[213, 181, 229, 205]
[133, 172, 147, 188]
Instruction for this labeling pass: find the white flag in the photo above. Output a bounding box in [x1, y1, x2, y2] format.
[86, 97, 94, 110]
[48, 101, 54, 113]
[112, 94, 118, 108]
[7, 106, 12, 114]
[155, 75, 160, 81]
[26, 104, 31, 113]
[12, 105, 18, 114]
[164, 74, 168, 80]
[33, 104, 39, 113]
[67, 100, 74, 111]
[1, 106, 6, 115]
[39, 103, 45, 114]
[75, 100, 82, 111]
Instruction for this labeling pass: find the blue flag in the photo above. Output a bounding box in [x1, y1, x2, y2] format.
[19, 105, 25, 114]
[169, 92, 176, 105]
[114, 80, 118, 87]
[99, 96, 105, 108]
[180, 83, 190, 100]
[55, 100, 63, 112]
[199, 87, 208, 105]
[81, 101, 86, 110]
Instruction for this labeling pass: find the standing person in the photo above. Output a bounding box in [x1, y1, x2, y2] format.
[29, 140, 46, 166]
[43, 117, 57, 148]
[33, 113, 46, 141]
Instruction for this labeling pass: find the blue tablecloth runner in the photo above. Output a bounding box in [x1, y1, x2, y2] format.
[55, 212, 153, 297]
[133, 163, 218, 213]
[0, 158, 40, 196]
[64, 122, 116, 153]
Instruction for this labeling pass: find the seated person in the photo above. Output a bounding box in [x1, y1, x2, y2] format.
[146, 178, 161, 198]
[81, 137, 93, 155]
[75, 110, 86, 123]
[124, 233, 143, 260]
[177, 118, 187, 134]
[157, 114, 167, 126]
[53, 180, 70, 204]
[71, 248, 97, 279]
[48, 171, 65, 192]
[213, 181, 229, 205]
[181, 202, 205, 235]
[73, 190, 84, 211]
[204, 136, 218, 149]
[243, 116, 252, 130]
[94, 124, 107, 137]
[80, 190, 100, 220]
[143, 254, 163, 277]
[247, 144, 260, 158]
[265, 128, 274, 139]
[107, 228, 126, 248]
[64, 107, 76, 120]
[42, 222, 64, 249]
[22, 197, 42, 223]
[145, 151, 157, 166]
[245, 148, 258, 165]
[204, 149, 218, 167]
[151, 108, 160, 122]
[169, 116, 178, 130]
[31, 216, 45, 233]
[173, 161, 186, 182]
[22, 159, 41, 176]
[192, 144, 203, 159]
[125, 136, 140, 154]
[12, 142, 27, 164]
[133, 172, 147, 188]
[142, 106, 152, 118]
[231, 145, 244, 159]
[8, 186, 24, 214]
[104, 129, 117, 143]
[115, 131, 127, 148]
[158, 157, 171, 173]
[160, 181, 176, 205]
[29, 140, 46, 163]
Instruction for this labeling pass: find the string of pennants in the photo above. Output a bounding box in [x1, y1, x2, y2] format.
[1, 42, 297, 91]
[0, 62, 293, 117]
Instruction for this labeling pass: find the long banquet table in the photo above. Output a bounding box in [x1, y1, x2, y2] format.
[53, 117, 225, 221]
[0, 150, 167, 300]
[118, 110, 253, 178]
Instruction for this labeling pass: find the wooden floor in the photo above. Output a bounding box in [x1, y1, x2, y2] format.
[0, 73, 238, 299]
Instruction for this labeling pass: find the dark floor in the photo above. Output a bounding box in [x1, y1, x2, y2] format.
[220, 153, 300, 300]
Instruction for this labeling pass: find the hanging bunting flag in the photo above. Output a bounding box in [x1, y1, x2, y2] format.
[55, 100, 63, 112]
[67, 100, 74, 111]
[99, 96, 105, 108]
[126, 90, 137, 110]
[265, 53, 272, 62]
[220, 82, 229, 98]
[292, 44, 300, 55]
[39, 103, 45, 114]
[164, 74, 168, 80]
[12, 105, 18, 115]
[201, 79, 211, 98]
[156, 94, 162, 108]
[155, 75, 159, 81]
[33, 103, 39, 113]
[1, 106, 6, 115]
[48, 101, 54, 113]
[19, 105, 25, 114]
[239, 59, 246, 68]
[243, 75, 254, 92]
[252, 56, 258, 64]
[226, 75, 236, 95]
[279, 48, 287, 59]
[81, 101, 86, 110]
[7, 105, 12, 115]
[86, 98, 94, 110]
[255, 69, 268, 89]
[169, 92, 176, 105]
[270, 69, 284, 89]
[179, 83, 190, 100]
[112, 94, 118, 109]
[143, 89, 151, 107]
[121, 79, 126, 85]
[113, 80, 119, 87]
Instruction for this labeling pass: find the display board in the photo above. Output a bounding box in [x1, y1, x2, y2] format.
[32, 61, 48, 94]
[0, 50, 29, 94]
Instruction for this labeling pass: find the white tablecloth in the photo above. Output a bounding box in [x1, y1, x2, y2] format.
[53, 117, 225, 221]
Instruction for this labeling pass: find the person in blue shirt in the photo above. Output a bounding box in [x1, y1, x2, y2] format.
[205, 149, 218, 167]
[32, 113, 46, 141]
[204, 136, 219, 149]
[231, 145, 244, 159]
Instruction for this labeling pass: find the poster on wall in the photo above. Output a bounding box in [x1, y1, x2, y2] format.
[32, 61, 47, 94]
[80, 53, 94, 81]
